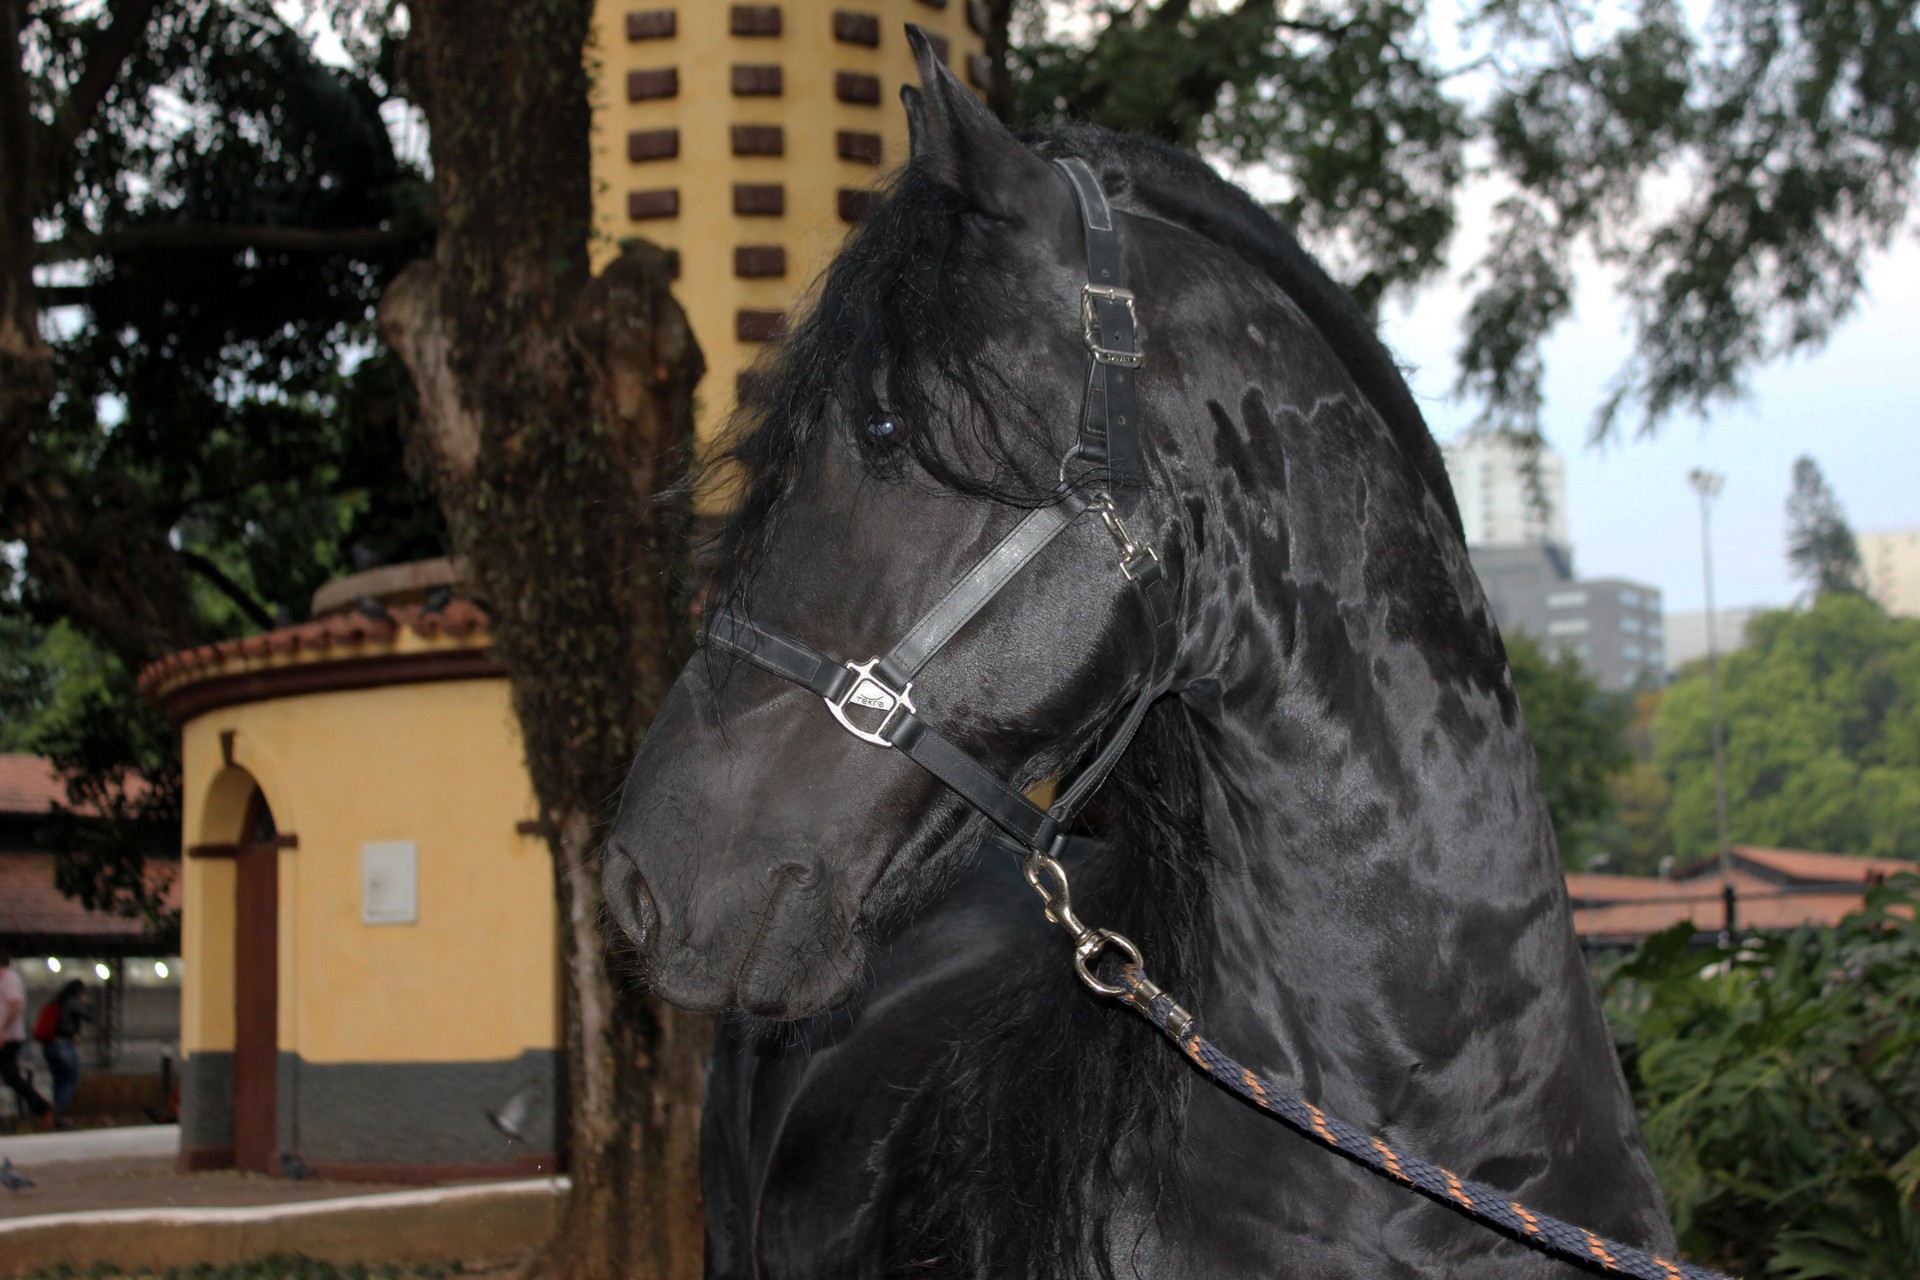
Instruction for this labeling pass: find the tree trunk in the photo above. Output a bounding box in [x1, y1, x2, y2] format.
[0, 0, 55, 528]
[380, 3, 711, 1276]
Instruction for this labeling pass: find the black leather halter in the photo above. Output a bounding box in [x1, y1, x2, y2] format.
[701, 157, 1177, 864]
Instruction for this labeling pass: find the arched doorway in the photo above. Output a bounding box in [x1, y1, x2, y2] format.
[232, 788, 279, 1172]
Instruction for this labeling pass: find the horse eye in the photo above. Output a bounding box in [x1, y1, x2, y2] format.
[866, 413, 901, 441]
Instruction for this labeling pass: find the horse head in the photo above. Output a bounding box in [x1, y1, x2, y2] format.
[606, 35, 1185, 1017]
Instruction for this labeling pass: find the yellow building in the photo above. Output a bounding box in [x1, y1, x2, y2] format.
[144, 1, 985, 1178]
[141, 562, 559, 1177]
[591, 0, 987, 453]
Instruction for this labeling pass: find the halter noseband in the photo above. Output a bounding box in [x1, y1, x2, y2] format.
[699, 157, 1177, 983]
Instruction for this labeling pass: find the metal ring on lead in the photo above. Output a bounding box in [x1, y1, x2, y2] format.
[1073, 928, 1144, 996]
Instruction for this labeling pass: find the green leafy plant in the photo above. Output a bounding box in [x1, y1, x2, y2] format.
[1603, 879, 1920, 1277]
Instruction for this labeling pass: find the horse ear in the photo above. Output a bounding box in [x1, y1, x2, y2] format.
[902, 25, 1055, 221]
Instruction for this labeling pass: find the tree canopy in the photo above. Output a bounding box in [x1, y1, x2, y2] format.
[1656, 594, 1920, 860]
[995, 0, 1920, 441]
[1785, 455, 1865, 599]
[0, 0, 440, 913]
[1504, 632, 1634, 868]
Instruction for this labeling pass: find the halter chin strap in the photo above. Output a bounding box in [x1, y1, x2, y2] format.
[699, 156, 1173, 862]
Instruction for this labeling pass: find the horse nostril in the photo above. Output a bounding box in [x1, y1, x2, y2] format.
[604, 846, 659, 949]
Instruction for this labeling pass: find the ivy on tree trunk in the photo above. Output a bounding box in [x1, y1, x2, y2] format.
[378, 2, 710, 1274]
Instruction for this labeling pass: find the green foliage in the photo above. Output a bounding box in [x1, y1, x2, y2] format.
[3, 0, 443, 915]
[998, 0, 1920, 439]
[1785, 456, 1865, 599]
[1655, 595, 1920, 859]
[1505, 632, 1634, 867]
[1009, 0, 1466, 313]
[1603, 881, 1920, 1277]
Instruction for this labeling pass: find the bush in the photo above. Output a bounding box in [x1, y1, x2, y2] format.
[1602, 879, 1920, 1278]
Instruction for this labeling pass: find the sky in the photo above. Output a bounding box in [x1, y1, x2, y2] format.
[1374, 225, 1920, 615]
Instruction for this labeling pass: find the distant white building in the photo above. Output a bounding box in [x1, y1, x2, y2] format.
[1860, 527, 1920, 618]
[1441, 431, 1570, 550]
[1662, 607, 1763, 673]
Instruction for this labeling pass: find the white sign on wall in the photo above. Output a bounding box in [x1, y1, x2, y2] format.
[361, 840, 419, 925]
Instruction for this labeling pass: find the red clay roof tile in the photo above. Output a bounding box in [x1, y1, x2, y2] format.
[135, 598, 492, 701]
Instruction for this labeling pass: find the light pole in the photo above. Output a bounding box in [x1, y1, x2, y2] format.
[1688, 469, 1732, 885]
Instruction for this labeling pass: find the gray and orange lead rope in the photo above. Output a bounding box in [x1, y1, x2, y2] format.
[1116, 969, 1732, 1280]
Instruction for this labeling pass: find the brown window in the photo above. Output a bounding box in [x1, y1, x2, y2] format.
[627, 68, 678, 101]
[732, 125, 785, 156]
[627, 10, 676, 40]
[832, 11, 880, 46]
[733, 183, 785, 216]
[967, 53, 992, 91]
[837, 189, 874, 223]
[837, 130, 883, 165]
[730, 5, 781, 35]
[628, 128, 679, 161]
[835, 71, 880, 105]
[732, 64, 784, 96]
[628, 189, 680, 220]
[737, 309, 787, 342]
[734, 245, 788, 278]
[967, 0, 988, 35]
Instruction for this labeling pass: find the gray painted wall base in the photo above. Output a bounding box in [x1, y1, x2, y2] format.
[181, 1049, 560, 1166]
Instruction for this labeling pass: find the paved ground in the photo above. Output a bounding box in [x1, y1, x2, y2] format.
[0, 1155, 408, 1220]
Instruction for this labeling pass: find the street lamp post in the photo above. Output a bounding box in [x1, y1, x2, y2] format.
[1688, 469, 1733, 887]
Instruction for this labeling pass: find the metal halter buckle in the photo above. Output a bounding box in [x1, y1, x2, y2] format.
[824, 658, 916, 747]
[1081, 285, 1143, 367]
[1092, 493, 1159, 581]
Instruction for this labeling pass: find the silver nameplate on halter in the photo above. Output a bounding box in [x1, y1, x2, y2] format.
[825, 658, 916, 747]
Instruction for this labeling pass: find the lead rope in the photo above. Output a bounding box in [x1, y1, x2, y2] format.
[1019, 856, 1735, 1280]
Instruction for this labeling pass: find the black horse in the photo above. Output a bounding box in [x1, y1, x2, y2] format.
[605, 33, 1677, 1279]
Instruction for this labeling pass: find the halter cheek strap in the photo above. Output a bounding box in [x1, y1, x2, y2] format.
[1058, 157, 1144, 513]
[698, 156, 1175, 862]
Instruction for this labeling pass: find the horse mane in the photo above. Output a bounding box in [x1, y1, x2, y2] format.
[872, 697, 1213, 1279]
[692, 124, 1458, 1274]
[702, 123, 1462, 600]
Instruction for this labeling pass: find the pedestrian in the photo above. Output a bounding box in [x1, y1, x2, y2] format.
[0, 951, 52, 1129]
[36, 979, 92, 1129]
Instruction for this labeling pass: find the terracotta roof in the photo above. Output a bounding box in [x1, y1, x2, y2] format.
[1728, 844, 1917, 884]
[0, 755, 148, 819]
[136, 598, 491, 701]
[1566, 868, 1778, 905]
[1572, 888, 1890, 944]
[1569, 849, 1917, 944]
[0, 852, 179, 948]
[0, 755, 67, 816]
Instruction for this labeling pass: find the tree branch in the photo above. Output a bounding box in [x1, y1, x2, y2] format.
[41, 0, 169, 195]
[177, 550, 276, 632]
[36, 220, 432, 264]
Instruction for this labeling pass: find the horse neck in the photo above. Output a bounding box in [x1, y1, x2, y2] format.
[1170, 402, 1606, 1138]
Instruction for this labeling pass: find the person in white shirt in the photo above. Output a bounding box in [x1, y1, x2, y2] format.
[0, 950, 53, 1127]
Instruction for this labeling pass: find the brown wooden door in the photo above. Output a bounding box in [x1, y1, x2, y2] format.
[232, 790, 279, 1173]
